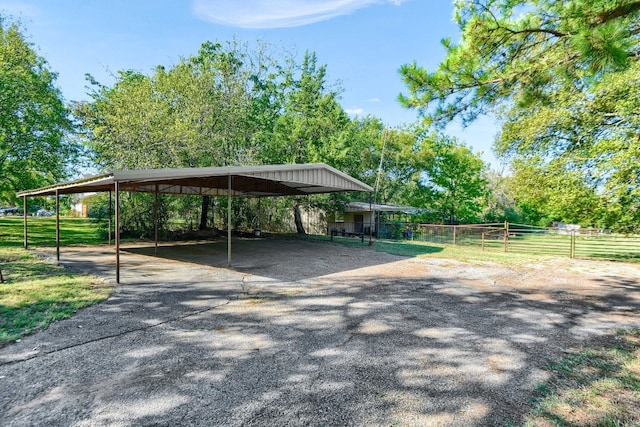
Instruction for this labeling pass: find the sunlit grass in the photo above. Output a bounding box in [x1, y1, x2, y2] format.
[0, 246, 113, 346]
[318, 234, 554, 266]
[0, 217, 106, 247]
[522, 330, 640, 426]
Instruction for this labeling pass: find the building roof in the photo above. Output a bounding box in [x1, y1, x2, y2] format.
[346, 202, 426, 214]
[17, 163, 373, 198]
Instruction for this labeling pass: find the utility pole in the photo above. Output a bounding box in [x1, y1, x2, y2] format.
[374, 128, 388, 238]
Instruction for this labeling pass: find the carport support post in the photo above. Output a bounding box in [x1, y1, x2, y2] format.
[23, 195, 27, 249]
[154, 184, 159, 256]
[227, 175, 232, 267]
[108, 191, 112, 245]
[115, 182, 120, 284]
[368, 193, 373, 245]
[56, 189, 60, 261]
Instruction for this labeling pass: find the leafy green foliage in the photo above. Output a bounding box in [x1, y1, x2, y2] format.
[507, 159, 602, 226]
[77, 40, 267, 170]
[0, 16, 80, 205]
[399, 0, 640, 230]
[72, 36, 489, 232]
[399, 0, 640, 126]
[421, 135, 487, 223]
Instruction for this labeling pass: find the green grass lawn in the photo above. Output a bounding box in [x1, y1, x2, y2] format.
[322, 234, 554, 266]
[523, 329, 640, 426]
[0, 217, 113, 346]
[1, 217, 106, 247]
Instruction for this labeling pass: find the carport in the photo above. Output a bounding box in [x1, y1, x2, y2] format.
[17, 163, 373, 283]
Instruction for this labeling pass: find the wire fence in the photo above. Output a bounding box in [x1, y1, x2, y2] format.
[327, 221, 640, 261]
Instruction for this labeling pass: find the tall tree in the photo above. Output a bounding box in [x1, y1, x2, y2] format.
[507, 159, 602, 226]
[76, 40, 278, 229]
[260, 52, 353, 233]
[0, 16, 77, 204]
[399, 0, 640, 126]
[79, 40, 265, 170]
[399, 0, 640, 229]
[414, 133, 487, 223]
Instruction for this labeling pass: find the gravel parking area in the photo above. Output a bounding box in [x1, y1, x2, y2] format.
[1, 238, 639, 426]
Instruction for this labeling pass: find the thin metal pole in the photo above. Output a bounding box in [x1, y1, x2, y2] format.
[307, 194, 310, 234]
[368, 193, 373, 245]
[23, 196, 27, 249]
[115, 182, 120, 284]
[258, 197, 262, 231]
[56, 189, 60, 262]
[108, 191, 112, 245]
[227, 175, 232, 267]
[154, 184, 159, 256]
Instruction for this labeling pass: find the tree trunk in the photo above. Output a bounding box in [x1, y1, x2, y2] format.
[293, 203, 306, 234]
[199, 195, 210, 230]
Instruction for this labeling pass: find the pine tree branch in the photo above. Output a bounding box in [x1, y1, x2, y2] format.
[592, 1, 640, 25]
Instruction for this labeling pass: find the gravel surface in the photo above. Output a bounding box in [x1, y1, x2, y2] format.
[1, 238, 639, 426]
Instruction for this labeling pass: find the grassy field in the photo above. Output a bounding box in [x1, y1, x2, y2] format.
[0, 217, 112, 346]
[1, 216, 106, 247]
[412, 227, 640, 261]
[322, 234, 555, 266]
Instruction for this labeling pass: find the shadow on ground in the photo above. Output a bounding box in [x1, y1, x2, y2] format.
[125, 237, 420, 282]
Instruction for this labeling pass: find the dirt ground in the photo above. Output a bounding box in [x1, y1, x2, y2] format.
[1, 237, 640, 426]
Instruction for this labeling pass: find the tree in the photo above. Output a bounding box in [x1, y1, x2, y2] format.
[481, 169, 520, 223]
[496, 61, 640, 229]
[399, 0, 640, 126]
[79, 40, 266, 170]
[76, 40, 277, 230]
[259, 52, 356, 234]
[398, 0, 640, 230]
[0, 16, 78, 204]
[415, 133, 487, 223]
[507, 159, 602, 226]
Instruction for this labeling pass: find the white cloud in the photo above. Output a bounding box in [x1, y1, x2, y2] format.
[368, 97, 381, 103]
[192, 0, 409, 29]
[345, 107, 365, 115]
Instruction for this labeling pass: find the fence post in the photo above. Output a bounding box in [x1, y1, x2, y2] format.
[453, 225, 457, 245]
[570, 231, 575, 258]
[482, 232, 485, 251]
[504, 221, 509, 252]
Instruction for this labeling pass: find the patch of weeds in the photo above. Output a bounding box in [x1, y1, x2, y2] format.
[524, 329, 640, 426]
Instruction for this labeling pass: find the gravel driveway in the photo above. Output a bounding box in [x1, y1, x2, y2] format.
[1, 239, 639, 426]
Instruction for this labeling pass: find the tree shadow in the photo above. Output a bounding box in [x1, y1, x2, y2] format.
[124, 237, 440, 282]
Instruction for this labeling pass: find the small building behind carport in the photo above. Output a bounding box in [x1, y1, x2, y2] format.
[327, 202, 426, 237]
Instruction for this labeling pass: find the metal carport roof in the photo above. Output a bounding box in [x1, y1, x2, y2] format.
[16, 163, 372, 198]
[17, 163, 373, 284]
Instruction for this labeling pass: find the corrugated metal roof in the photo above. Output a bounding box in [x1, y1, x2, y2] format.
[17, 163, 373, 198]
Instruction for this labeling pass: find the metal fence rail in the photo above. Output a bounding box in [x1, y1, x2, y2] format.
[327, 221, 640, 261]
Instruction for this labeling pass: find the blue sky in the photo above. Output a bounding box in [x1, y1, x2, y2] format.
[1, 0, 500, 167]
